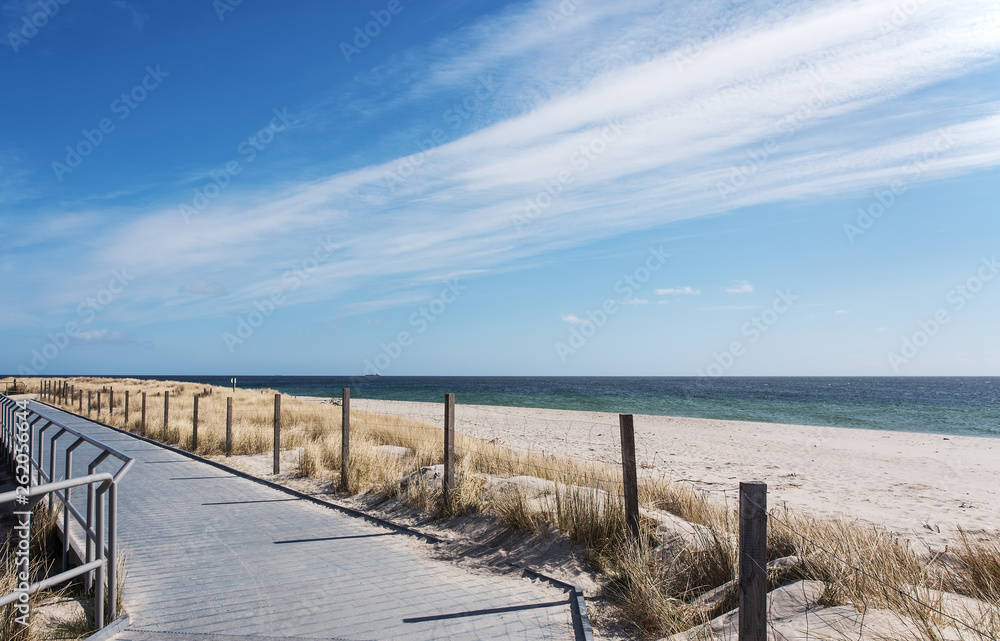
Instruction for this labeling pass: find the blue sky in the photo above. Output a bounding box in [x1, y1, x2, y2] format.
[1, 0, 998, 376]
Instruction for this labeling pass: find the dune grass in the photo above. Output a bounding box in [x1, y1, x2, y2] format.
[1, 504, 92, 640]
[13, 376, 1000, 640]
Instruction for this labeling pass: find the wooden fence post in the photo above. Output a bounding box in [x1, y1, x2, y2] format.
[87, 391, 92, 417]
[97, 391, 102, 417]
[225, 397, 233, 456]
[163, 391, 169, 438]
[341, 388, 350, 491]
[78, 389, 82, 413]
[141, 392, 147, 435]
[109, 387, 114, 413]
[739, 482, 768, 641]
[443, 393, 456, 506]
[124, 391, 129, 425]
[619, 414, 640, 541]
[192, 395, 199, 450]
[273, 394, 281, 474]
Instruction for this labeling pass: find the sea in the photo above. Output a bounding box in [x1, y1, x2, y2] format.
[122, 376, 1000, 439]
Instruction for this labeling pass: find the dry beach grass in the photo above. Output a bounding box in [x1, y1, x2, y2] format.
[10, 376, 1000, 640]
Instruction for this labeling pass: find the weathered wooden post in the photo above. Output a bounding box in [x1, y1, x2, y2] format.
[96, 391, 102, 417]
[124, 390, 129, 425]
[273, 394, 281, 474]
[78, 389, 82, 413]
[739, 482, 768, 641]
[443, 393, 456, 506]
[225, 397, 233, 456]
[87, 391, 92, 417]
[109, 387, 114, 413]
[619, 414, 640, 541]
[192, 395, 199, 450]
[341, 388, 350, 491]
[141, 392, 147, 435]
[163, 390, 169, 438]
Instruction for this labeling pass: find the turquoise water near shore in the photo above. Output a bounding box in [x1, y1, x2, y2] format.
[119, 376, 1000, 439]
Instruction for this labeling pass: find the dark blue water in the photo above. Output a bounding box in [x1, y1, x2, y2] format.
[120, 376, 1000, 439]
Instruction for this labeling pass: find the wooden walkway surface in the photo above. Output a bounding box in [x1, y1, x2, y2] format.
[31, 402, 584, 641]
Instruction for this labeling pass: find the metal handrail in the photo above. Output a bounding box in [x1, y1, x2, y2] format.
[0, 394, 133, 630]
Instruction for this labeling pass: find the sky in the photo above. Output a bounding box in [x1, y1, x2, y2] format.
[0, 0, 998, 377]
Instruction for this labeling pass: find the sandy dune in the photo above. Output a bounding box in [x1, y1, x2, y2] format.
[312, 397, 1000, 549]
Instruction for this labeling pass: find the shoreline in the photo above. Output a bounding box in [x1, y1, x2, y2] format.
[300, 395, 999, 550]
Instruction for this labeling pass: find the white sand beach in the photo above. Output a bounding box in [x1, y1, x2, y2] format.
[315, 397, 999, 549]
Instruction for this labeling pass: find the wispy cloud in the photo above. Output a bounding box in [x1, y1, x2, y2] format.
[726, 280, 754, 294]
[72, 329, 151, 348]
[656, 287, 701, 295]
[561, 313, 586, 324]
[6, 0, 1000, 329]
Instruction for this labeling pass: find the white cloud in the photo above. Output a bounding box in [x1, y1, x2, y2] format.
[656, 287, 701, 295]
[835, 309, 849, 314]
[622, 298, 649, 304]
[71, 329, 149, 347]
[561, 313, 586, 323]
[726, 280, 754, 293]
[8, 0, 1000, 327]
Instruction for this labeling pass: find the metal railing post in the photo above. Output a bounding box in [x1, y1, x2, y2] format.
[108, 481, 118, 623]
[63, 438, 85, 572]
[95, 485, 106, 628]
[48, 429, 67, 512]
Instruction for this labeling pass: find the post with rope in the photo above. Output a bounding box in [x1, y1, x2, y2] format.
[340, 388, 350, 491]
[443, 393, 456, 508]
[739, 481, 767, 641]
[192, 395, 199, 450]
[619, 414, 640, 541]
[225, 396, 233, 456]
[273, 393, 281, 474]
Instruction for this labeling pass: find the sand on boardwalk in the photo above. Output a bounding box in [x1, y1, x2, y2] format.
[300, 396, 998, 549]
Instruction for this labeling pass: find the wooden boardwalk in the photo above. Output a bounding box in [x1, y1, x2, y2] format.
[32, 403, 585, 641]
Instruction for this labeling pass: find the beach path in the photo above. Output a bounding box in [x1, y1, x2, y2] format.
[31, 402, 581, 641]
